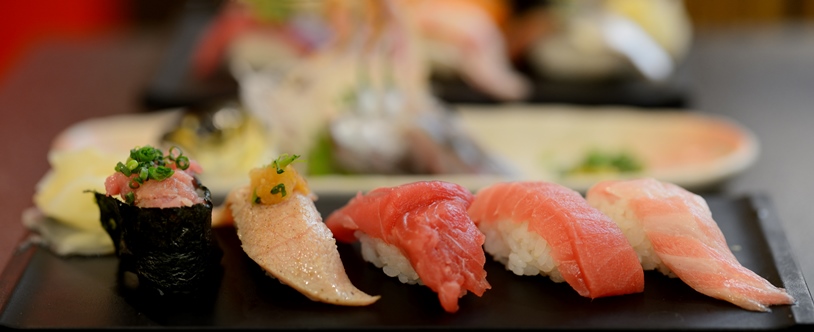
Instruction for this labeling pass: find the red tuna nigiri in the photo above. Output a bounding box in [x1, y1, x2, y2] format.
[325, 181, 491, 313]
[467, 181, 645, 298]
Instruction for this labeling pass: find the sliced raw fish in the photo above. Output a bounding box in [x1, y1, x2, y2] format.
[586, 178, 795, 311]
[224, 186, 379, 306]
[325, 181, 490, 313]
[468, 181, 645, 298]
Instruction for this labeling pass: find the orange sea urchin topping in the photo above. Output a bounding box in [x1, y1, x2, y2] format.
[249, 153, 310, 205]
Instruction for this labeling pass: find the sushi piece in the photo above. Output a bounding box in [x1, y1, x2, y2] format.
[93, 145, 221, 297]
[324, 181, 490, 313]
[467, 181, 644, 298]
[585, 177, 796, 312]
[221, 154, 379, 306]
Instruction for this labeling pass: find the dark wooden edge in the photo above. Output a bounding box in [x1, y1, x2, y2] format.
[749, 193, 814, 326]
[0, 230, 37, 319]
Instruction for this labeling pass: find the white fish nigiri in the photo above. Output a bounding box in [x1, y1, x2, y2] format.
[586, 177, 795, 312]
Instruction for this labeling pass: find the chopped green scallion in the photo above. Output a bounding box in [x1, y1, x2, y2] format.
[176, 156, 190, 170]
[125, 192, 135, 204]
[271, 153, 301, 174]
[138, 168, 149, 182]
[270, 183, 287, 197]
[115, 162, 131, 176]
[149, 166, 174, 181]
[126, 159, 139, 171]
[115, 145, 194, 185]
[168, 146, 182, 160]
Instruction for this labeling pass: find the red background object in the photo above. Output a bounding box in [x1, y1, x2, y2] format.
[0, 0, 128, 84]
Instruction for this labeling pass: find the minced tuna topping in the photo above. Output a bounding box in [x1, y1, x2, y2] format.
[104, 145, 204, 208]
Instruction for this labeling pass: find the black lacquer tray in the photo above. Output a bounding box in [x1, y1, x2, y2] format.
[1, 193, 812, 329]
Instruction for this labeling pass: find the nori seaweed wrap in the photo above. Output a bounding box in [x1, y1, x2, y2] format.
[94, 177, 222, 298]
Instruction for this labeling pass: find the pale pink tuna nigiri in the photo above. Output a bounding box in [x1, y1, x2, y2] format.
[585, 178, 795, 312]
[105, 155, 205, 208]
[467, 181, 645, 298]
[324, 181, 491, 313]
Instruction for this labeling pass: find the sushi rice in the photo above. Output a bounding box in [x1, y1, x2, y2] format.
[478, 219, 565, 283]
[357, 231, 423, 285]
[587, 197, 676, 278]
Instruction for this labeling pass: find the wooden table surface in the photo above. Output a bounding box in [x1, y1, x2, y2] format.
[1, 22, 813, 305]
[0, 29, 171, 271]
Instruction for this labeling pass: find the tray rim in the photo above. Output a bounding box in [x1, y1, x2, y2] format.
[749, 193, 814, 325]
[0, 232, 36, 319]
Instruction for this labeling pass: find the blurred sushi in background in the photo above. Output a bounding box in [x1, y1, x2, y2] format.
[523, 0, 693, 83]
[156, 0, 695, 184]
[181, 0, 515, 180]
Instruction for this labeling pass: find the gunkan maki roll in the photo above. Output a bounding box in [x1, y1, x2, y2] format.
[93, 145, 221, 297]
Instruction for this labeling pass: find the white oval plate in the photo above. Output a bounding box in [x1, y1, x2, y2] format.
[448, 104, 759, 192]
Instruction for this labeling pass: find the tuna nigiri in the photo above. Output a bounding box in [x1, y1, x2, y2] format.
[221, 154, 380, 306]
[324, 181, 490, 313]
[467, 181, 644, 298]
[585, 177, 795, 312]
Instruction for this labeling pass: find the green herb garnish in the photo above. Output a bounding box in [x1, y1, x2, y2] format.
[115, 145, 191, 188]
[271, 153, 301, 174]
[124, 192, 135, 205]
[567, 150, 644, 175]
[251, 189, 261, 204]
[270, 183, 287, 197]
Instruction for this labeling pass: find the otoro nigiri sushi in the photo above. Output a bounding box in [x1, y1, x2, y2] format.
[221, 154, 380, 306]
[324, 181, 491, 313]
[467, 181, 645, 298]
[585, 177, 795, 312]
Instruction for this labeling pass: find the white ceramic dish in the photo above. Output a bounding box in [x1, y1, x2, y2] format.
[448, 104, 760, 193]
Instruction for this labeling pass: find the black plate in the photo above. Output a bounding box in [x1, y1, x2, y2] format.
[1, 194, 813, 329]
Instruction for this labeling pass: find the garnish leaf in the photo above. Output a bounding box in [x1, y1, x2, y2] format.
[270, 183, 287, 197]
[566, 150, 643, 175]
[149, 166, 174, 181]
[115, 145, 192, 184]
[271, 153, 301, 174]
[251, 189, 261, 204]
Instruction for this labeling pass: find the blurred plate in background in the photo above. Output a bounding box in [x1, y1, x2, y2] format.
[451, 104, 759, 193]
[48, 104, 759, 197]
[298, 104, 759, 195]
